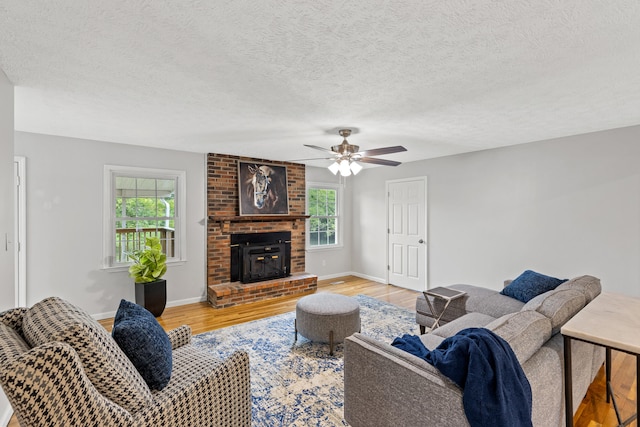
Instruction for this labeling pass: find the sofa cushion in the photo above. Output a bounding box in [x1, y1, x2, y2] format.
[500, 270, 567, 303]
[419, 333, 445, 350]
[522, 289, 586, 335]
[21, 297, 153, 413]
[0, 323, 31, 365]
[432, 312, 496, 338]
[555, 275, 601, 303]
[469, 293, 526, 318]
[0, 307, 28, 335]
[112, 300, 173, 390]
[485, 310, 552, 364]
[451, 284, 526, 317]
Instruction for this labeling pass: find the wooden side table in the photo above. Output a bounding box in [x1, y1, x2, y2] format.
[423, 286, 466, 332]
[561, 292, 640, 427]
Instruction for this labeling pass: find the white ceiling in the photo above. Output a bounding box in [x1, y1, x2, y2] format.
[1, 1, 640, 168]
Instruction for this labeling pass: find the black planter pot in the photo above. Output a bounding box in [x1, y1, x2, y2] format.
[135, 279, 167, 317]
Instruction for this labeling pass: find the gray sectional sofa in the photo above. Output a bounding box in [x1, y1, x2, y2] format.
[344, 275, 604, 427]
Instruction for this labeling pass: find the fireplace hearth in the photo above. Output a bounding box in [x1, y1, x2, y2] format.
[230, 232, 291, 283]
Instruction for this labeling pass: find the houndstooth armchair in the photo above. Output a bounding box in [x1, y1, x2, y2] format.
[0, 297, 251, 426]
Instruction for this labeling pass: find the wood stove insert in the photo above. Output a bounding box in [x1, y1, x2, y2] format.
[230, 231, 291, 283]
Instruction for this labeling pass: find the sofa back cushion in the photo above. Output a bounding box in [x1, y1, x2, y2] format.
[0, 308, 28, 335]
[432, 312, 496, 339]
[485, 310, 552, 364]
[555, 275, 601, 303]
[0, 323, 31, 365]
[522, 289, 586, 335]
[21, 297, 153, 413]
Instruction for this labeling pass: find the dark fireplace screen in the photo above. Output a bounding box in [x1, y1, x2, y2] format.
[230, 232, 291, 283]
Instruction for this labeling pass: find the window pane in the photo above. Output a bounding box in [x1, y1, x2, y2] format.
[327, 190, 336, 215]
[319, 231, 327, 245]
[135, 177, 157, 196]
[319, 218, 327, 231]
[156, 179, 175, 197]
[317, 189, 327, 215]
[310, 232, 318, 245]
[309, 202, 318, 216]
[115, 176, 132, 197]
[328, 218, 336, 243]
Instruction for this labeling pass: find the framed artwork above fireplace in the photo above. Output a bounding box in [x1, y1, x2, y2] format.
[238, 161, 289, 215]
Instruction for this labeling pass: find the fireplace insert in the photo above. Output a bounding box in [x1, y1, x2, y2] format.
[230, 231, 291, 283]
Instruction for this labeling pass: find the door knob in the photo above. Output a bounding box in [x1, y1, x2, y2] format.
[418, 239, 424, 244]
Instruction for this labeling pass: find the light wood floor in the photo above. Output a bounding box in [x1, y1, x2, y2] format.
[8, 276, 636, 426]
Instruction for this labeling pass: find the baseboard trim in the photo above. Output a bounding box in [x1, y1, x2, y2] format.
[350, 271, 387, 284]
[316, 271, 387, 284]
[166, 296, 207, 308]
[92, 296, 207, 320]
[316, 272, 354, 281]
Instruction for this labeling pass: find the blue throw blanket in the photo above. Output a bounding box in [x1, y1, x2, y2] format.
[392, 328, 532, 427]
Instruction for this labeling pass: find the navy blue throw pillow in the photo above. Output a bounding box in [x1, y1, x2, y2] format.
[500, 270, 567, 303]
[112, 299, 172, 390]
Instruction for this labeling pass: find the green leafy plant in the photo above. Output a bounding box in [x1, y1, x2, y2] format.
[127, 236, 167, 283]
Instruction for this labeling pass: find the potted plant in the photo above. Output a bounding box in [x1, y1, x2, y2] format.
[127, 236, 168, 316]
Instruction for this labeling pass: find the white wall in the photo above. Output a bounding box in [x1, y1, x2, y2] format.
[304, 166, 353, 279]
[14, 132, 207, 317]
[0, 69, 15, 427]
[351, 125, 640, 296]
[0, 71, 14, 311]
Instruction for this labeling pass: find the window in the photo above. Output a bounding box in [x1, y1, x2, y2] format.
[307, 183, 341, 249]
[103, 165, 186, 268]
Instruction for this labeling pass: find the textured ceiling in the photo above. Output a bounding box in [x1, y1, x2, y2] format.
[1, 0, 640, 167]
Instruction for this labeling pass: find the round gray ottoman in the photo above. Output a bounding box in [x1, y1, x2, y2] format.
[295, 293, 361, 355]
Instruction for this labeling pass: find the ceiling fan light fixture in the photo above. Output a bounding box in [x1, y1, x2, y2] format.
[308, 128, 407, 176]
[339, 159, 351, 176]
[349, 160, 363, 175]
[328, 161, 340, 175]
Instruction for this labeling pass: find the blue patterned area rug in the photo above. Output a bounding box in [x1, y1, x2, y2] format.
[192, 294, 418, 427]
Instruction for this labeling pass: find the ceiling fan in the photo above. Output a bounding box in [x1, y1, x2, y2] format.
[303, 129, 407, 176]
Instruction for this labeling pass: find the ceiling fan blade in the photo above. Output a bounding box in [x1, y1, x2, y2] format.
[357, 157, 402, 167]
[288, 157, 337, 162]
[304, 144, 337, 155]
[354, 145, 407, 157]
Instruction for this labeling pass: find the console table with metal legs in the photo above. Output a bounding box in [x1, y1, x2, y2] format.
[561, 292, 640, 427]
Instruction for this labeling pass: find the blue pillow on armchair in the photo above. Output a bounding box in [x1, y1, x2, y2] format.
[500, 270, 567, 303]
[112, 299, 172, 390]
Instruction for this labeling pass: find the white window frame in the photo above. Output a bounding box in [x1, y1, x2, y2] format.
[306, 181, 343, 251]
[103, 165, 187, 270]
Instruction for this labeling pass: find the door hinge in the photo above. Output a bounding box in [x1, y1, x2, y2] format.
[387, 228, 390, 234]
[387, 265, 390, 270]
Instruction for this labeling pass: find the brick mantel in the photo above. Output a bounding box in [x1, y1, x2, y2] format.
[209, 215, 310, 233]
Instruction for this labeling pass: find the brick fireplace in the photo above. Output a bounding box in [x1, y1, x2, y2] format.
[206, 154, 318, 308]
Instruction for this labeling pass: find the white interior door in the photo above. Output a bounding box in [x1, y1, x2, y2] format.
[387, 177, 427, 291]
